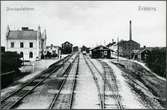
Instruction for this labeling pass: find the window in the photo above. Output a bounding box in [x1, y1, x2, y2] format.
[11, 42, 14, 48]
[29, 52, 33, 58]
[20, 42, 24, 48]
[30, 42, 33, 48]
[20, 52, 23, 58]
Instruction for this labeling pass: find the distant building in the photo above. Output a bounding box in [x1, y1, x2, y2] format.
[73, 46, 79, 52]
[61, 41, 73, 54]
[118, 40, 140, 57]
[118, 20, 140, 58]
[46, 44, 61, 57]
[91, 45, 111, 58]
[131, 46, 151, 62]
[6, 26, 47, 61]
[81, 45, 90, 53]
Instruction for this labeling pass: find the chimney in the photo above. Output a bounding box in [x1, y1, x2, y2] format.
[129, 20, 132, 40]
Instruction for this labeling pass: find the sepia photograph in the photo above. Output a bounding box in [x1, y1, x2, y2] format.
[0, 0, 166, 109]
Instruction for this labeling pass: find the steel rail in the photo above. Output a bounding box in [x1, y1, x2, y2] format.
[85, 56, 124, 109]
[1, 66, 61, 109]
[1, 55, 72, 109]
[1, 55, 71, 103]
[99, 60, 124, 109]
[1, 66, 55, 103]
[69, 53, 80, 109]
[83, 54, 104, 109]
[48, 54, 79, 109]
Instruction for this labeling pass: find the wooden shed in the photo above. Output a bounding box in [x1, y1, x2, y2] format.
[91, 45, 111, 59]
[131, 48, 151, 62]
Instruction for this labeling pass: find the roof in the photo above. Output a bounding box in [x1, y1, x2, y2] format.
[118, 40, 140, 45]
[7, 30, 38, 40]
[132, 48, 151, 54]
[106, 42, 116, 47]
[129, 40, 140, 44]
[91, 45, 114, 51]
[62, 41, 73, 45]
[81, 45, 89, 49]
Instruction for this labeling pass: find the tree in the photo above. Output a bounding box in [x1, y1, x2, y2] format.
[146, 47, 166, 77]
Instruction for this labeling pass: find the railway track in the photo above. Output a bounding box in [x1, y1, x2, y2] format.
[99, 60, 124, 109]
[70, 53, 80, 109]
[83, 54, 104, 109]
[49, 53, 79, 109]
[0, 54, 73, 109]
[84, 55, 124, 109]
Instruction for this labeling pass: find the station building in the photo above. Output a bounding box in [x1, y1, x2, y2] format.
[91, 45, 112, 59]
[6, 26, 47, 61]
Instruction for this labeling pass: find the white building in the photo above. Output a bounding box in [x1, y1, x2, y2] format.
[6, 26, 47, 61]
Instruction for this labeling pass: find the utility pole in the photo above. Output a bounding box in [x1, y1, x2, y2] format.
[117, 37, 119, 62]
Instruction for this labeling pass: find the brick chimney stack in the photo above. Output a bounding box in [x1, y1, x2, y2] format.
[129, 20, 132, 41]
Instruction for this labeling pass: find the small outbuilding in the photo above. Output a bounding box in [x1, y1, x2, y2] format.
[91, 45, 111, 59]
[131, 48, 151, 62]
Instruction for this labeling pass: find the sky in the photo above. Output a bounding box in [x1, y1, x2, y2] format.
[1, 1, 166, 48]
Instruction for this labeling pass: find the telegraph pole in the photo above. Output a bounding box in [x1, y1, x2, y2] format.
[117, 37, 119, 62]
